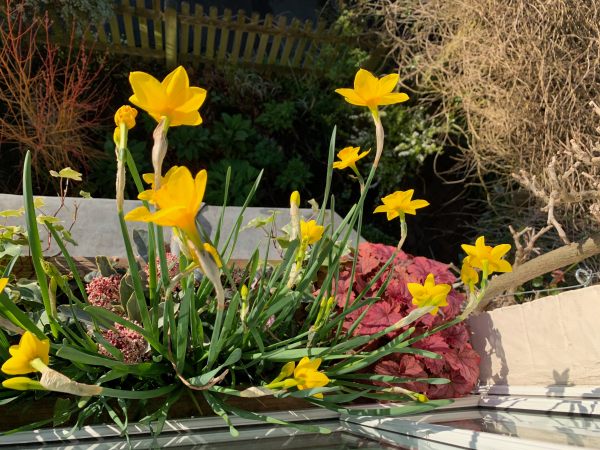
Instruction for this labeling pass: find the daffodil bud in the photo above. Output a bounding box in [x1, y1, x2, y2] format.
[2, 377, 46, 391]
[289, 191, 301, 241]
[290, 191, 300, 207]
[240, 284, 249, 323]
[114, 105, 138, 130]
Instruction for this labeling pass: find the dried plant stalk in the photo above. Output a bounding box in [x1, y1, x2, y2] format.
[0, 0, 110, 178]
[352, 0, 600, 238]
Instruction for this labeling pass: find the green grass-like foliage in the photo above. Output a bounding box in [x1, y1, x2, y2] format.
[0, 127, 465, 437]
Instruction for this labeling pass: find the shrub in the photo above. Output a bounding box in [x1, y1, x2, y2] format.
[351, 0, 600, 242]
[334, 242, 480, 398]
[0, 0, 110, 188]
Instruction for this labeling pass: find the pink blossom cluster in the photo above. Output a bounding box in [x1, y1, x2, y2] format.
[333, 242, 480, 399]
[145, 252, 180, 286]
[86, 274, 122, 312]
[98, 323, 147, 364]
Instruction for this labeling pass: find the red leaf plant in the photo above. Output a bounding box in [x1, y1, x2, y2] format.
[334, 242, 480, 399]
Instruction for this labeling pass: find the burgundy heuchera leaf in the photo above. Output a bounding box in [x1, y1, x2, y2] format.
[332, 242, 480, 400]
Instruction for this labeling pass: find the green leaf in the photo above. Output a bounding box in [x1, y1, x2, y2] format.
[53, 398, 73, 427]
[0, 209, 24, 218]
[100, 385, 177, 399]
[202, 391, 239, 437]
[23, 152, 56, 336]
[224, 403, 332, 435]
[126, 293, 142, 324]
[55, 345, 167, 377]
[49, 167, 82, 181]
[241, 213, 279, 231]
[96, 256, 117, 277]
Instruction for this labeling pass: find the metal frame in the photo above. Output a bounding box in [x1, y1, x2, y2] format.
[2, 386, 600, 449]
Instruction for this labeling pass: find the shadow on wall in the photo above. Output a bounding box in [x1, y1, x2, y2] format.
[469, 313, 508, 387]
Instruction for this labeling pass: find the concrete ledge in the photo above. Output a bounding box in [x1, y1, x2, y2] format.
[0, 194, 359, 260]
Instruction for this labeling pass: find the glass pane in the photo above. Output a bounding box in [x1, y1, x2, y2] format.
[435, 409, 600, 448]
[174, 431, 406, 449]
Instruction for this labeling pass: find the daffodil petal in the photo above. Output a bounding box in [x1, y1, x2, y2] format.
[491, 244, 511, 260]
[1, 355, 34, 375]
[376, 92, 409, 105]
[162, 66, 190, 106]
[334, 88, 367, 106]
[129, 71, 166, 111]
[377, 73, 400, 96]
[354, 68, 379, 95]
[176, 87, 208, 113]
[124, 206, 153, 222]
[170, 110, 203, 127]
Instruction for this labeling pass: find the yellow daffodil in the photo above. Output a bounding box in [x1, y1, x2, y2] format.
[460, 259, 479, 287]
[139, 166, 180, 204]
[332, 146, 370, 172]
[300, 220, 324, 245]
[374, 190, 429, 221]
[114, 105, 138, 129]
[407, 274, 451, 316]
[267, 357, 330, 398]
[125, 166, 206, 241]
[461, 236, 512, 275]
[1, 331, 50, 375]
[293, 357, 329, 392]
[0, 278, 8, 291]
[335, 69, 409, 113]
[129, 66, 207, 127]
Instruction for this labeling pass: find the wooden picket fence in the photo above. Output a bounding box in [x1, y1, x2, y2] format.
[73, 2, 341, 70]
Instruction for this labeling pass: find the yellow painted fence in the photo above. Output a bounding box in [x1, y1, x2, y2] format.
[79, 2, 340, 70]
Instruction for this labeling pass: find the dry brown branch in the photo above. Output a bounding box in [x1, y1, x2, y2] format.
[352, 0, 600, 240]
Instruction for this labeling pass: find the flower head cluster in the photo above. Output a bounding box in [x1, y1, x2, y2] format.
[374, 190, 429, 221]
[86, 274, 122, 312]
[145, 252, 180, 284]
[129, 66, 207, 127]
[99, 323, 147, 364]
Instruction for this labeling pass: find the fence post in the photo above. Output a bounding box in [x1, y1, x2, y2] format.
[164, 0, 178, 68]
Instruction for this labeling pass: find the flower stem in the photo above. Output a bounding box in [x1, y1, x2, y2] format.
[371, 109, 385, 169]
[397, 219, 407, 251]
